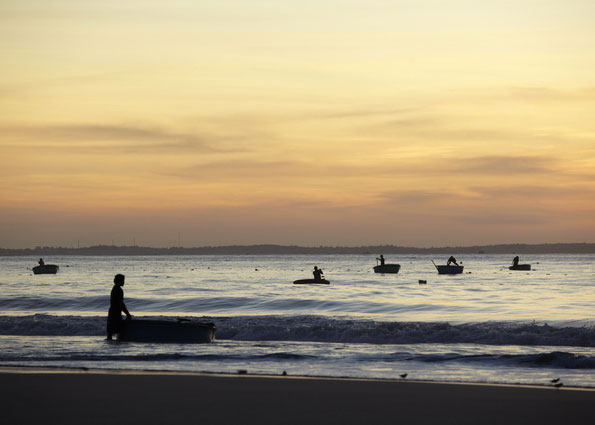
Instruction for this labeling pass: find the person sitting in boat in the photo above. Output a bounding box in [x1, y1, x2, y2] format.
[512, 256, 519, 267]
[107, 273, 132, 340]
[38, 258, 45, 266]
[447, 256, 459, 266]
[313, 266, 324, 281]
[377, 255, 385, 266]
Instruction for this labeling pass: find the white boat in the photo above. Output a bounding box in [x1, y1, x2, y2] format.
[118, 319, 215, 343]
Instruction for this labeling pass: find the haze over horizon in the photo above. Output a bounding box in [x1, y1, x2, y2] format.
[2, 1, 595, 249]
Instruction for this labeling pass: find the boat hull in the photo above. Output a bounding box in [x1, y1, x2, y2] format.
[32, 265, 59, 274]
[118, 319, 216, 343]
[509, 264, 531, 271]
[436, 265, 464, 274]
[373, 264, 400, 274]
[293, 279, 330, 285]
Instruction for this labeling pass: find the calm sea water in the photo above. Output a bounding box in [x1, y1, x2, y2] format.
[0, 254, 593, 387]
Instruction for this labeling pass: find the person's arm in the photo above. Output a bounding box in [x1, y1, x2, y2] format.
[122, 303, 131, 320]
[117, 287, 131, 319]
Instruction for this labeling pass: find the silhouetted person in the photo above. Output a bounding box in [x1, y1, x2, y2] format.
[377, 255, 385, 266]
[512, 256, 519, 267]
[447, 256, 459, 266]
[38, 258, 45, 266]
[313, 266, 324, 281]
[107, 274, 131, 340]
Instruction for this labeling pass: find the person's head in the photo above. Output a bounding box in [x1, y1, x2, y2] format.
[114, 274, 125, 286]
[314, 266, 318, 270]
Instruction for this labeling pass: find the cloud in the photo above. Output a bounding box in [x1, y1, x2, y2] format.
[503, 86, 595, 102]
[452, 155, 554, 175]
[0, 124, 244, 153]
[452, 212, 550, 226]
[469, 184, 595, 200]
[380, 190, 454, 204]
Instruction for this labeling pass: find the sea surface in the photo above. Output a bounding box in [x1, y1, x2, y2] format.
[0, 254, 593, 387]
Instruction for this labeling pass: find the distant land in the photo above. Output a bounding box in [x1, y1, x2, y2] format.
[1, 243, 595, 256]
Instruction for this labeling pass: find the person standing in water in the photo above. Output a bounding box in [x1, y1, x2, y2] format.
[107, 273, 132, 340]
[313, 266, 324, 281]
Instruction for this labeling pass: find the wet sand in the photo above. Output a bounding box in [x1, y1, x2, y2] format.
[1, 368, 593, 425]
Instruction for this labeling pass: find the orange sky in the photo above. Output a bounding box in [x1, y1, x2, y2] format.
[1, 1, 595, 248]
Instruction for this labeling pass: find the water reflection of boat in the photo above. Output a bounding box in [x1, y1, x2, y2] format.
[373, 264, 401, 274]
[32, 264, 59, 274]
[119, 319, 215, 343]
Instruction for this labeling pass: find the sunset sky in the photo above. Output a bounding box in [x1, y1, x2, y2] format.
[1, 1, 595, 248]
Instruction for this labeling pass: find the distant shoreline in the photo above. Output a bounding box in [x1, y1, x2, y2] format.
[1, 243, 595, 256]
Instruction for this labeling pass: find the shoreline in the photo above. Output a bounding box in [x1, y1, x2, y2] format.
[2, 367, 593, 425]
[2, 365, 594, 391]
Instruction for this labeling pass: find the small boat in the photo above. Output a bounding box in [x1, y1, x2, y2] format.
[118, 319, 216, 343]
[293, 279, 330, 285]
[32, 264, 59, 274]
[373, 264, 401, 274]
[432, 260, 464, 275]
[435, 265, 464, 274]
[509, 264, 531, 271]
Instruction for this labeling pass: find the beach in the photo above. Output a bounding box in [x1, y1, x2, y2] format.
[1, 368, 593, 425]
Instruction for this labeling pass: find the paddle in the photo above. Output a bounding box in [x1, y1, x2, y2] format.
[431, 260, 439, 271]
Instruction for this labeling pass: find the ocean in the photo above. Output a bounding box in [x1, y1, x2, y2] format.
[0, 254, 593, 387]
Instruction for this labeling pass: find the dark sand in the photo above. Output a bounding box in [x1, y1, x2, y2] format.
[1, 369, 593, 425]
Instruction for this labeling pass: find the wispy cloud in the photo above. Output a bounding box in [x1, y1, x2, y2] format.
[470, 184, 595, 200]
[452, 155, 554, 175]
[0, 124, 247, 153]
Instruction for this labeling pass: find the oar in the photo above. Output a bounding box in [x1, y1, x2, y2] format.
[431, 260, 439, 271]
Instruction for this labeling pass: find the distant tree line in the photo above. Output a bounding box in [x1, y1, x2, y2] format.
[1, 243, 595, 256]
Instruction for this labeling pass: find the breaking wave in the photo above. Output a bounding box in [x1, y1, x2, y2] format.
[0, 314, 593, 347]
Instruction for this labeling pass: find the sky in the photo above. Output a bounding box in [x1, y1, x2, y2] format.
[1, 0, 595, 248]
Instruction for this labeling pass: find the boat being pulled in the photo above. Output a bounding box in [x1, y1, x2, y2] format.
[118, 318, 216, 343]
[32, 264, 59, 274]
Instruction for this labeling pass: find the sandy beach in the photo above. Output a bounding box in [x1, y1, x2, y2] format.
[1, 368, 593, 425]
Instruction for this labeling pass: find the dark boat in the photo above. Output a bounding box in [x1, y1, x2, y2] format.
[32, 264, 59, 274]
[432, 259, 464, 275]
[293, 279, 330, 285]
[373, 264, 401, 274]
[118, 319, 216, 343]
[435, 265, 464, 274]
[509, 264, 531, 271]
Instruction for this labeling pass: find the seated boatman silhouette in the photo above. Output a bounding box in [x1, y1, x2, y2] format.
[377, 255, 385, 266]
[106, 273, 132, 340]
[512, 256, 520, 267]
[38, 258, 45, 266]
[446, 256, 459, 266]
[313, 266, 324, 281]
